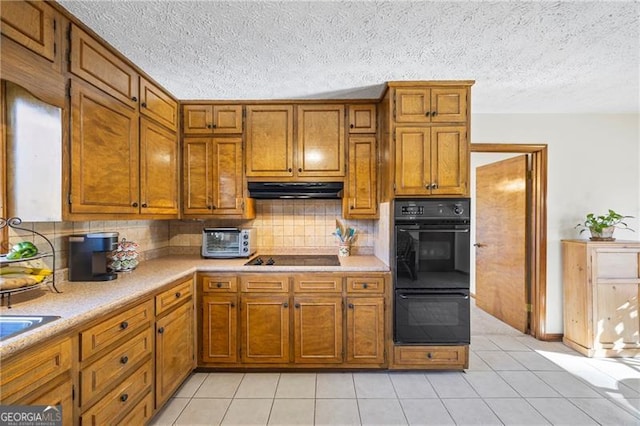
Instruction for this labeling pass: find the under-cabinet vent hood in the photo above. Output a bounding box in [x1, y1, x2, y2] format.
[248, 182, 344, 199]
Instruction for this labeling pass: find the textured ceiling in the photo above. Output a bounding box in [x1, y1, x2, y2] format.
[57, 1, 639, 113]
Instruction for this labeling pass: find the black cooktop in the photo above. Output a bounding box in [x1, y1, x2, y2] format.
[244, 254, 340, 266]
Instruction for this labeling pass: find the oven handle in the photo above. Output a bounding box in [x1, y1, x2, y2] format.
[398, 228, 469, 233]
[397, 293, 469, 299]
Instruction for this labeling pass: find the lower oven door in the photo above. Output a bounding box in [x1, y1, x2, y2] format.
[394, 290, 470, 345]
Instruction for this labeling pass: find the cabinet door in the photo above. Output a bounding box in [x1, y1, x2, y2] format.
[156, 301, 195, 407]
[346, 297, 384, 364]
[246, 105, 294, 177]
[394, 88, 430, 124]
[202, 295, 238, 363]
[348, 104, 376, 133]
[140, 117, 179, 215]
[70, 80, 139, 214]
[212, 137, 244, 215]
[296, 104, 345, 177]
[213, 105, 243, 134]
[344, 136, 377, 218]
[431, 88, 467, 123]
[70, 24, 139, 109]
[596, 284, 639, 347]
[241, 295, 290, 363]
[183, 138, 212, 214]
[21, 378, 74, 426]
[293, 296, 343, 363]
[0, 0, 56, 61]
[394, 127, 430, 196]
[183, 105, 213, 134]
[140, 77, 178, 131]
[430, 126, 468, 196]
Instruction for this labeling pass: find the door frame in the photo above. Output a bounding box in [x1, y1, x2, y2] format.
[470, 143, 551, 340]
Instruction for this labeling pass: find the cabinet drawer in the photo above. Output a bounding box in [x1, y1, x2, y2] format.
[393, 346, 466, 366]
[0, 337, 72, 403]
[80, 328, 153, 407]
[81, 360, 152, 425]
[595, 250, 640, 281]
[117, 390, 154, 426]
[293, 275, 342, 293]
[156, 278, 194, 315]
[80, 300, 153, 361]
[202, 275, 238, 293]
[346, 276, 384, 293]
[241, 275, 289, 292]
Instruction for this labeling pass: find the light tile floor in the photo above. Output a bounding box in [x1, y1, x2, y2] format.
[150, 301, 640, 425]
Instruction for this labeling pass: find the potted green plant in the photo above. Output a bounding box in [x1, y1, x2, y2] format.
[575, 209, 635, 241]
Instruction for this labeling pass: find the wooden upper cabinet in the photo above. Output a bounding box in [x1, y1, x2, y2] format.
[246, 105, 294, 177]
[140, 77, 178, 131]
[140, 118, 179, 215]
[394, 126, 467, 196]
[183, 104, 243, 134]
[212, 137, 244, 215]
[70, 79, 139, 214]
[0, 0, 56, 61]
[395, 87, 467, 124]
[183, 138, 211, 215]
[348, 104, 376, 133]
[344, 136, 377, 218]
[70, 24, 139, 109]
[296, 104, 345, 177]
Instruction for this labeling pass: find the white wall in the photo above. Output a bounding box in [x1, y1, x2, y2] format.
[472, 113, 640, 335]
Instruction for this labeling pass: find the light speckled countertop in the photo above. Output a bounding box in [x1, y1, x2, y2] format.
[0, 254, 389, 357]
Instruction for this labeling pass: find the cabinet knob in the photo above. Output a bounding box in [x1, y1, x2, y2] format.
[120, 321, 128, 330]
[217, 282, 222, 288]
[431, 111, 438, 117]
[120, 355, 129, 364]
[131, 96, 137, 102]
[283, 302, 289, 308]
[288, 168, 292, 173]
[211, 123, 217, 128]
[207, 205, 213, 210]
[432, 183, 438, 189]
[427, 352, 433, 359]
[348, 303, 354, 309]
[158, 327, 165, 334]
[120, 393, 129, 402]
[294, 303, 300, 309]
[141, 102, 147, 108]
[363, 283, 368, 289]
[298, 168, 302, 173]
[425, 111, 431, 116]
[141, 203, 148, 208]
[132, 202, 138, 207]
[230, 302, 235, 308]
[350, 124, 354, 128]
[207, 124, 213, 129]
[175, 292, 181, 298]
[350, 205, 354, 210]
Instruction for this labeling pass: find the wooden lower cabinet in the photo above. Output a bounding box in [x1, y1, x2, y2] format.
[294, 296, 343, 363]
[202, 294, 238, 363]
[155, 280, 195, 407]
[241, 294, 290, 363]
[23, 378, 74, 426]
[346, 297, 385, 364]
[392, 345, 468, 369]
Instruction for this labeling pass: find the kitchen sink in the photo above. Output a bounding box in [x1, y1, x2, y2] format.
[0, 315, 60, 340]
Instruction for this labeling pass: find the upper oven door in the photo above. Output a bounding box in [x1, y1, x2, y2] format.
[395, 223, 470, 290]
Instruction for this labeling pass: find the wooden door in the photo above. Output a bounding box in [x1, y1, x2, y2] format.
[475, 155, 528, 333]
[430, 88, 467, 123]
[22, 379, 74, 426]
[0, 0, 56, 61]
[183, 138, 212, 215]
[394, 127, 430, 196]
[596, 284, 639, 347]
[431, 126, 468, 195]
[394, 88, 430, 123]
[241, 295, 290, 363]
[296, 105, 345, 177]
[139, 77, 178, 131]
[183, 105, 213, 134]
[346, 297, 385, 364]
[202, 295, 238, 363]
[293, 296, 343, 363]
[245, 105, 294, 177]
[139, 118, 179, 216]
[212, 137, 243, 215]
[348, 104, 376, 133]
[212, 105, 243, 134]
[344, 136, 377, 218]
[70, 24, 139, 109]
[70, 80, 139, 214]
[156, 301, 195, 407]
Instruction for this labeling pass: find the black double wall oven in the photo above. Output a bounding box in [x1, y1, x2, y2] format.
[393, 198, 471, 345]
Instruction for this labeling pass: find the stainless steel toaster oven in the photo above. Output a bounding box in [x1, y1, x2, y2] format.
[201, 228, 256, 258]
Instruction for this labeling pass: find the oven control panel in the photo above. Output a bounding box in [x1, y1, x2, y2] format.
[395, 198, 470, 220]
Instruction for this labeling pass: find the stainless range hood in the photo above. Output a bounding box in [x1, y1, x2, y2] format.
[248, 182, 344, 199]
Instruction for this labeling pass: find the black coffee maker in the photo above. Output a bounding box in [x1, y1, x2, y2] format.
[68, 232, 119, 281]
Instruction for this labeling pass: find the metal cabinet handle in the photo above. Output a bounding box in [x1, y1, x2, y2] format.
[283, 302, 289, 308]
[298, 168, 302, 173]
[362, 283, 368, 289]
[348, 303, 354, 309]
[217, 282, 222, 288]
[141, 203, 148, 208]
[141, 102, 147, 108]
[425, 111, 431, 116]
[350, 124, 354, 128]
[120, 355, 129, 364]
[230, 302, 235, 308]
[427, 352, 433, 359]
[120, 393, 128, 402]
[294, 303, 300, 309]
[432, 111, 438, 117]
[288, 168, 292, 172]
[120, 321, 128, 330]
[132, 202, 138, 207]
[158, 327, 165, 334]
[131, 96, 137, 102]
[207, 124, 213, 129]
[175, 292, 181, 298]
